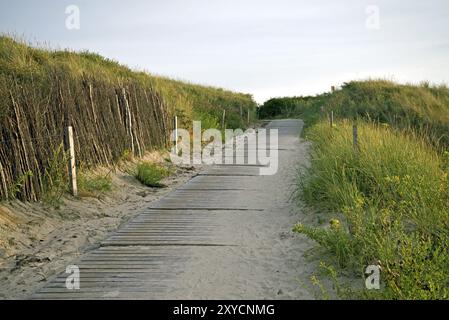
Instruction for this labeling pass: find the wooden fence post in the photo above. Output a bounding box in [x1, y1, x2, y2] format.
[173, 115, 178, 155]
[65, 126, 77, 197]
[222, 109, 226, 129]
[353, 124, 359, 151]
[330, 110, 334, 127]
[122, 88, 135, 155]
[0, 161, 7, 200]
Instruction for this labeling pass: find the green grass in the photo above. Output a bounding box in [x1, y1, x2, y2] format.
[0, 35, 257, 130]
[135, 162, 170, 188]
[77, 172, 112, 198]
[151, 76, 257, 130]
[295, 120, 449, 299]
[259, 80, 449, 149]
[41, 144, 69, 207]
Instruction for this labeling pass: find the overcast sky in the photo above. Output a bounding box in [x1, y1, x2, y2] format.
[1, 0, 448, 103]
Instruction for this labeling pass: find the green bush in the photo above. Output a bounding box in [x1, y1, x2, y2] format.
[258, 96, 313, 118]
[135, 162, 169, 188]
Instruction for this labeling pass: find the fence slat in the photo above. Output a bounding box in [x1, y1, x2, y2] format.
[66, 126, 78, 197]
[173, 116, 178, 155]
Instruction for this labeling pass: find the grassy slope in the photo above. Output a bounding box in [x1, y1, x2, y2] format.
[259, 80, 449, 148]
[0, 36, 257, 201]
[260, 80, 449, 299]
[296, 121, 449, 299]
[0, 36, 257, 129]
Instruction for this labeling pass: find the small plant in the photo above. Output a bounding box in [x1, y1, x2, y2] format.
[42, 144, 69, 207]
[9, 170, 34, 200]
[120, 149, 134, 162]
[77, 172, 112, 197]
[135, 162, 170, 187]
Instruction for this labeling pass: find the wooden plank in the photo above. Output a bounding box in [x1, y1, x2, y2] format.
[47, 278, 177, 284]
[101, 241, 233, 246]
[52, 272, 179, 278]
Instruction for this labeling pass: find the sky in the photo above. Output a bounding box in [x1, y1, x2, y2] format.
[0, 0, 448, 103]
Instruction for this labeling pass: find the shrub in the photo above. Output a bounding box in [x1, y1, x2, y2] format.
[135, 162, 169, 188]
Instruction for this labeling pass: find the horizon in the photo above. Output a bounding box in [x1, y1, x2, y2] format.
[1, 0, 449, 103]
[3, 34, 447, 104]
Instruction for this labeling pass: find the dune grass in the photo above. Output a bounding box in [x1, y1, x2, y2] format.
[0, 35, 256, 201]
[77, 172, 112, 198]
[259, 80, 449, 149]
[135, 162, 170, 188]
[0, 35, 257, 130]
[294, 120, 449, 299]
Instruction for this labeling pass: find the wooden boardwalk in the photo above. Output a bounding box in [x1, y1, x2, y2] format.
[31, 120, 312, 299]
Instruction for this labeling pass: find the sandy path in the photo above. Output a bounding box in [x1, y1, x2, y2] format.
[165, 120, 316, 299]
[31, 119, 316, 299]
[0, 155, 199, 299]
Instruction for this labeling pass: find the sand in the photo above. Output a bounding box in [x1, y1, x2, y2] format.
[0, 152, 200, 299]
